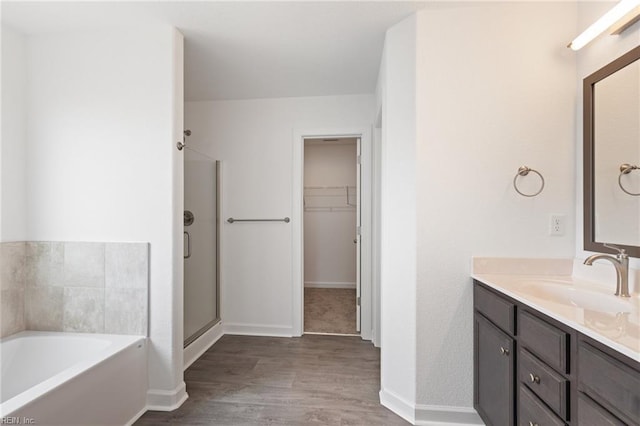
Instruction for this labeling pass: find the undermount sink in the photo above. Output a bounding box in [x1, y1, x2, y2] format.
[517, 281, 635, 314]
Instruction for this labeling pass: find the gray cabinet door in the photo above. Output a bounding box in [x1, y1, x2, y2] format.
[475, 313, 515, 426]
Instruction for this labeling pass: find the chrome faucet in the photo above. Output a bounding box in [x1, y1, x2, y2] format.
[583, 244, 630, 298]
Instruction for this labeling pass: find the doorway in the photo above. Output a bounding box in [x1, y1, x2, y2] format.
[303, 137, 360, 335]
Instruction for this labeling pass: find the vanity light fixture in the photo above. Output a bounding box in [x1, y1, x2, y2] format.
[568, 0, 640, 51]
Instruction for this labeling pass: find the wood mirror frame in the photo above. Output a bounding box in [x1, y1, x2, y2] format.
[584, 45, 640, 258]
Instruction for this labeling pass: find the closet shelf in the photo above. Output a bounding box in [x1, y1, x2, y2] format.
[304, 185, 357, 211]
[304, 207, 355, 212]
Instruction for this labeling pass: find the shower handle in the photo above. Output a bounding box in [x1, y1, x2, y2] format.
[184, 231, 191, 259]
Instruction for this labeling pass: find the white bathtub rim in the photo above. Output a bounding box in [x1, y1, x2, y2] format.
[0, 331, 146, 417]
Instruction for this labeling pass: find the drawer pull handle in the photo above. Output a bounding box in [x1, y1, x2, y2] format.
[529, 373, 540, 384]
[529, 422, 538, 426]
[500, 347, 510, 356]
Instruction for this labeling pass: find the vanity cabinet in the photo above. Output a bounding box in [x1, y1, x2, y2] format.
[474, 280, 640, 426]
[473, 285, 516, 425]
[577, 336, 640, 425]
[516, 309, 572, 425]
[519, 385, 565, 426]
[577, 393, 625, 426]
[518, 348, 568, 420]
[474, 313, 515, 425]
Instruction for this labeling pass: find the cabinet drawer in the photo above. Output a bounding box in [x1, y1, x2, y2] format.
[519, 311, 568, 373]
[577, 393, 625, 426]
[474, 283, 515, 335]
[519, 385, 565, 426]
[519, 348, 568, 420]
[578, 342, 640, 424]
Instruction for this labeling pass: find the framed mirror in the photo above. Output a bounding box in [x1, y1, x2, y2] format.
[584, 45, 640, 258]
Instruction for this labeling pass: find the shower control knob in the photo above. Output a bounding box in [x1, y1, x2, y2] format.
[184, 210, 195, 226]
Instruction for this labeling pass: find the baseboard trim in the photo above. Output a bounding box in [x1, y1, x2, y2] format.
[304, 281, 356, 289]
[380, 389, 483, 425]
[184, 321, 224, 370]
[379, 388, 415, 424]
[146, 382, 188, 411]
[304, 331, 360, 337]
[125, 406, 148, 426]
[415, 404, 483, 425]
[224, 323, 293, 337]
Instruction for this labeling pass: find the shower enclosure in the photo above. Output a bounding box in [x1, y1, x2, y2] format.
[183, 145, 220, 347]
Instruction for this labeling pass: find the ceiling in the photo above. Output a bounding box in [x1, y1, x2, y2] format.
[1, 1, 426, 101]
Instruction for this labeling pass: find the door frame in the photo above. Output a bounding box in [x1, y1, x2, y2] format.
[292, 127, 373, 340]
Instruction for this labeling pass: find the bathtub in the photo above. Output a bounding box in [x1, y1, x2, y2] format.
[0, 331, 147, 426]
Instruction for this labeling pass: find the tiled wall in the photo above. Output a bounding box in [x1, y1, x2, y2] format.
[1, 242, 26, 337]
[0, 241, 148, 338]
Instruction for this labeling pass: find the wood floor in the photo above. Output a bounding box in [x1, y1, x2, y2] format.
[304, 288, 357, 334]
[135, 335, 408, 425]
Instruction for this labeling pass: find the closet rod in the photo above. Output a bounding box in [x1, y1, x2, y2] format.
[227, 217, 290, 223]
[304, 185, 355, 189]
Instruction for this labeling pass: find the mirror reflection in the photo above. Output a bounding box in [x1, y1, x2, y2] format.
[593, 58, 640, 247]
[585, 46, 640, 257]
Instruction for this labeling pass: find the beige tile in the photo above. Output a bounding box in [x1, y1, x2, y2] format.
[1, 289, 25, 338]
[63, 242, 105, 287]
[25, 242, 64, 287]
[104, 288, 147, 335]
[25, 286, 63, 331]
[63, 287, 105, 333]
[105, 243, 148, 289]
[0, 242, 26, 291]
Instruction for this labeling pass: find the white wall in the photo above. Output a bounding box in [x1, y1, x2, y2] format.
[304, 143, 357, 186]
[169, 27, 186, 409]
[22, 26, 186, 409]
[304, 142, 357, 287]
[185, 94, 374, 336]
[376, 14, 418, 423]
[412, 2, 577, 421]
[1, 26, 28, 242]
[575, 2, 640, 270]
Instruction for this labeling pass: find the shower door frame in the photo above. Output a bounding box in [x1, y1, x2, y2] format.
[183, 157, 222, 348]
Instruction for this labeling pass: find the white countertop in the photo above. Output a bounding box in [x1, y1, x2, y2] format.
[471, 258, 640, 363]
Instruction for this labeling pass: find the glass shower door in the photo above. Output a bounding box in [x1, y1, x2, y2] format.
[184, 147, 220, 346]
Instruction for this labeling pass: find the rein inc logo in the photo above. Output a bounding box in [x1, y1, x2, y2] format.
[0, 418, 35, 425]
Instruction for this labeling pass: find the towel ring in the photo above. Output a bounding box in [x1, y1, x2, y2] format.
[513, 166, 544, 197]
[618, 163, 640, 196]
